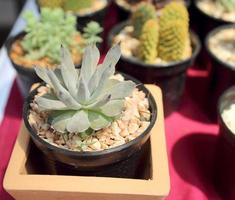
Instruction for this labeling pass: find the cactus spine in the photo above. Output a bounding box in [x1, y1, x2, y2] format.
[158, 2, 189, 61]
[63, 0, 93, 12]
[131, 2, 157, 39]
[137, 19, 159, 63]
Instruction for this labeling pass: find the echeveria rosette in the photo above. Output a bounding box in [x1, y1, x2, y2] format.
[34, 44, 136, 134]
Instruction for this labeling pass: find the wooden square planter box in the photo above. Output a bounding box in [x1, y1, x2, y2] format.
[4, 85, 170, 200]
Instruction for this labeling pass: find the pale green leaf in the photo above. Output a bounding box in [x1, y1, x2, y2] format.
[51, 110, 76, 133]
[100, 100, 124, 117]
[35, 94, 68, 111]
[47, 70, 81, 109]
[66, 110, 90, 133]
[88, 111, 111, 130]
[81, 44, 100, 82]
[60, 46, 78, 97]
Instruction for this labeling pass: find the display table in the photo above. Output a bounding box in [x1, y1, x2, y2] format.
[0, 0, 222, 199]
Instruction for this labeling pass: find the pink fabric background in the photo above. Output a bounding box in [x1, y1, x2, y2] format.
[0, 3, 223, 200]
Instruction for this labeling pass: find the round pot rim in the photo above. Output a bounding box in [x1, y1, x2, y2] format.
[108, 21, 201, 69]
[194, 0, 235, 24]
[23, 73, 157, 157]
[205, 24, 235, 71]
[5, 31, 82, 74]
[218, 85, 235, 140]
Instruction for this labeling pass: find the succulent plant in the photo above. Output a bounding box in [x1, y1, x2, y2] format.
[217, 0, 235, 12]
[82, 21, 103, 45]
[159, 2, 189, 29]
[38, 0, 63, 8]
[158, 20, 188, 61]
[131, 2, 157, 38]
[34, 44, 136, 134]
[157, 2, 189, 62]
[63, 0, 93, 12]
[21, 8, 79, 64]
[137, 19, 159, 63]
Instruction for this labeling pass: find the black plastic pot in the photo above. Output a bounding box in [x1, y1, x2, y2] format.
[205, 24, 235, 120]
[114, 0, 191, 22]
[5, 32, 41, 99]
[36, 0, 110, 31]
[6, 32, 82, 99]
[108, 21, 201, 116]
[214, 86, 235, 200]
[23, 73, 157, 178]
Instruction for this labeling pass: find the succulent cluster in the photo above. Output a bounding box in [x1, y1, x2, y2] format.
[34, 45, 136, 134]
[82, 21, 103, 45]
[38, 0, 94, 12]
[131, 2, 189, 63]
[217, 0, 235, 12]
[21, 8, 102, 65]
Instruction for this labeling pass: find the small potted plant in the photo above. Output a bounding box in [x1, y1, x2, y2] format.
[192, 0, 235, 39]
[214, 85, 235, 200]
[205, 24, 235, 119]
[6, 8, 103, 98]
[37, 0, 110, 30]
[109, 2, 200, 115]
[23, 44, 157, 178]
[114, 0, 191, 21]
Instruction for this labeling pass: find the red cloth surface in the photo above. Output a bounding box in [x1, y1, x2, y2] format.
[0, 3, 223, 200]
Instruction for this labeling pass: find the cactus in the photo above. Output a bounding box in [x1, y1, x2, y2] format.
[38, 0, 63, 8]
[131, 2, 157, 38]
[34, 45, 136, 134]
[158, 20, 188, 61]
[157, 2, 189, 62]
[137, 19, 159, 63]
[159, 2, 189, 29]
[63, 0, 93, 12]
[217, 0, 235, 12]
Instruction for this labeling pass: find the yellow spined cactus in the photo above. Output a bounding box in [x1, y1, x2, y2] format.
[131, 2, 157, 39]
[38, 0, 63, 8]
[157, 2, 189, 62]
[137, 19, 159, 63]
[159, 2, 189, 28]
[158, 20, 188, 62]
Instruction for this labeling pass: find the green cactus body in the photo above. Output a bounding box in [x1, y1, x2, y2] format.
[159, 2, 189, 28]
[157, 2, 189, 62]
[138, 19, 159, 63]
[131, 2, 157, 39]
[217, 0, 235, 12]
[158, 20, 187, 61]
[38, 0, 63, 8]
[63, 0, 93, 12]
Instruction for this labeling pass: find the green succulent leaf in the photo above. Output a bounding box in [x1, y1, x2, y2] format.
[100, 100, 124, 117]
[66, 110, 90, 133]
[88, 111, 111, 130]
[35, 94, 67, 111]
[51, 110, 76, 133]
